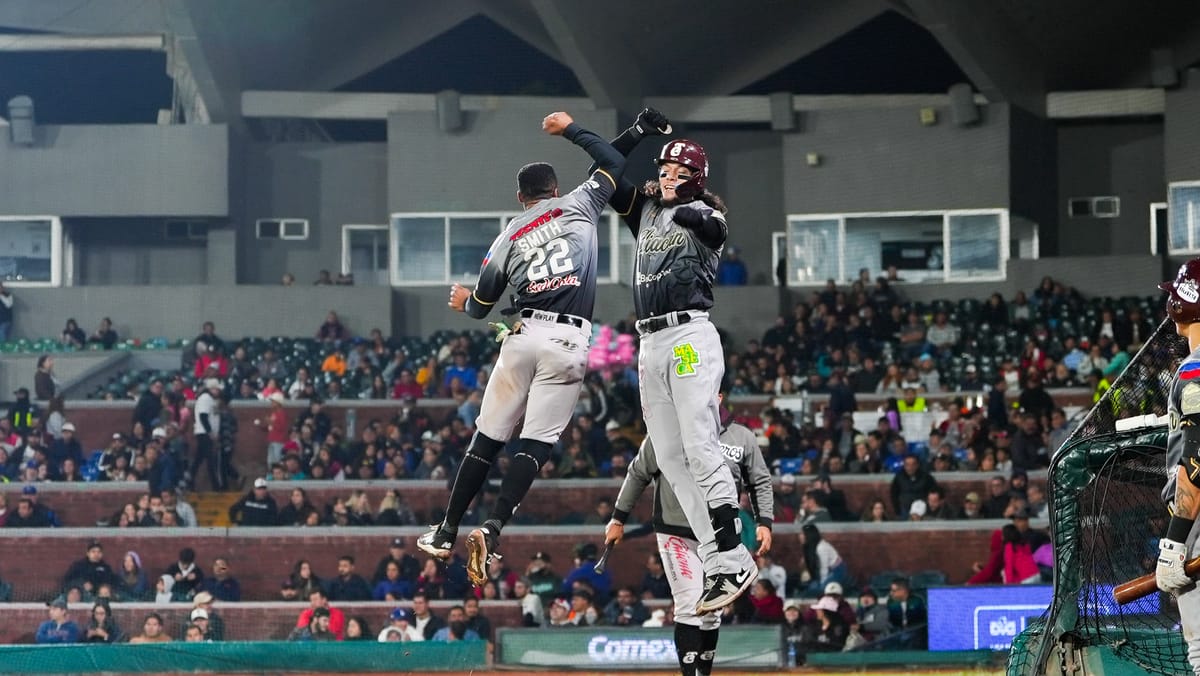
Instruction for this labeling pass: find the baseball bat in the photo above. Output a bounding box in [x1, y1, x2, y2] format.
[594, 542, 615, 574]
[1114, 556, 1200, 604]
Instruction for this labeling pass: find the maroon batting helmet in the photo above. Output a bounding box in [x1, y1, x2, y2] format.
[656, 139, 709, 201]
[1161, 259, 1200, 324]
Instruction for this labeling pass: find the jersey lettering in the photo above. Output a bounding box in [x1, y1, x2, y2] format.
[525, 240, 574, 281]
[509, 207, 563, 241]
[639, 231, 687, 255]
[673, 343, 700, 377]
[719, 442, 744, 461]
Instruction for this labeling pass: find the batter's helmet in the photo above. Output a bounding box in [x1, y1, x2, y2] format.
[1160, 258, 1200, 324]
[656, 139, 708, 201]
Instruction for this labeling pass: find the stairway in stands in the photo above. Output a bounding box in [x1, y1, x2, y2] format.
[190, 492, 240, 527]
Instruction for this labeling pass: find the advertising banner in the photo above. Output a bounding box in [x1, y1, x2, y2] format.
[496, 625, 782, 669]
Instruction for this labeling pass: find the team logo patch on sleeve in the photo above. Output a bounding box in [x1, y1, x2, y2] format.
[1181, 362, 1200, 380]
[1183, 382, 1200, 415]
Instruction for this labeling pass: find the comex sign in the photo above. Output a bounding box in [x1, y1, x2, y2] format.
[587, 635, 677, 663]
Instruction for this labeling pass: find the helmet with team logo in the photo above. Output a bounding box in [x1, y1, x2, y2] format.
[1160, 258, 1200, 324]
[656, 139, 708, 201]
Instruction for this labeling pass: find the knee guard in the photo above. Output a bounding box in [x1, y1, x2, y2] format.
[514, 438, 553, 471]
[465, 431, 506, 465]
[709, 504, 742, 552]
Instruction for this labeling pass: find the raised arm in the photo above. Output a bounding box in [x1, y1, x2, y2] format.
[591, 108, 673, 234]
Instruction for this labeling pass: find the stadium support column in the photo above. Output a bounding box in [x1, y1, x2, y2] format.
[206, 228, 238, 283]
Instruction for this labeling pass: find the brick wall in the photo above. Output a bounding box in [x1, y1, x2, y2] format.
[0, 476, 1045, 528]
[0, 525, 1000, 604]
[0, 600, 523, 644]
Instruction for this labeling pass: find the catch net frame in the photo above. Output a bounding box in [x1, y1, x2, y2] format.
[1008, 319, 1190, 674]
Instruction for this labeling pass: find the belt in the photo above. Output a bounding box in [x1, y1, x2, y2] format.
[637, 311, 693, 335]
[520, 308, 585, 329]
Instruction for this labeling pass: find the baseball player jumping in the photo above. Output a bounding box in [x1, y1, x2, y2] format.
[593, 108, 757, 613]
[606, 392, 774, 676]
[417, 112, 625, 587]
[1156, 258, 1200, 674]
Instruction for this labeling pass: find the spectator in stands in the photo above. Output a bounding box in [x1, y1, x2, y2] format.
[87, 317, 118, 350]
[461, 596, 493, 641]
[525, 551, 562, 607]
[885, 577, 926, 642]
[968, 508, 1049, 585]
[957, 363, 984, 391]
[343, 616, 371, 641]
[915, 355, 942, 393]
[410, 592, 445, 640]
[83, 599, 123, 643]
[289, 607, 336, 642]
[961, 491, 983, 519]
[185, 608, 218, 641]
[193, 344, 229, 380]
[377, 608, 421, 642]
[1027, 483, 1048, 519]
[926, 312, 960, 356]
[228, 477, 279, 526]
[36, 599, 80, 644]
[799, 595, 848, 654]
[198, 558, 240, 603]
[62, 540, 119, 595]
[254, 347, 288, 384]
[797, 489, 832, 526]
[287, 560, 323, 599]
[34, 355, 56, 401]
[602, 586, 650, 626]
[316, 311, 349, 343]
[321, 348, 347, 378]
[374, 560, 413, 601]
[129, 612, 170, 644]
[511, 578, 544, 627]
[61, 318, 86, 349]
[890, 455, 938, 517]
[908, 499, 927, 521]
[748, 578, 784, 624]
[432, 606, 480, 641]
[1010, 413, 1047, 470]
[9, 387, 37, 435]
[373, 537, 420, 587]
[897, 312, 928, 361]
[6, 495, 45, 528]
[861, 499, 888, 522]
[546, 597, 574, 627]
[924, 487, 959, 520]
[980, 475, 1012, 518]
[799, 524, 847, 597]
[716, 245, 748, 285]
[165, 547, 203, 601]
[115, 551, 148, 601]
[278, 487, 317, 526]
[296, 588, 345, 640]
[327, 555, 373, 602]
[855, 588, 890, 642]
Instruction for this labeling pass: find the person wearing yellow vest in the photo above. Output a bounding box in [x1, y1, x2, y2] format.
[9, 387, 37, 435]
[896, 387, 927, 413]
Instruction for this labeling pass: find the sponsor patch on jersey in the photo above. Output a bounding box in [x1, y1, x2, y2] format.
[719, 442, 744, 462]
[1181, 361, 1200, 380]
[1183, 382, 1200, 415]
[672, 343, 700, 378]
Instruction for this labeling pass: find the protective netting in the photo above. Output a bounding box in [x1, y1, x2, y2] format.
[1008, 319, 1190, 675]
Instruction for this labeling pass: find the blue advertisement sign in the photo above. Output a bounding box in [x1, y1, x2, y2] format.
[928, 584, 1160, 651]
[928, 585, 1053, 651]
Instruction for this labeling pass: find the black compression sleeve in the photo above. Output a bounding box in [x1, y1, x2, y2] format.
[199, 412, 212, 435]
[693, 215, 727, 250]
[563, 123, 625, 185]
[464, 295, 492, 320]
[586, 125, 642, 175]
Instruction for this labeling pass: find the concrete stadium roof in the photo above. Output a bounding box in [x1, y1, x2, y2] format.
[1, 0, 1200, 122]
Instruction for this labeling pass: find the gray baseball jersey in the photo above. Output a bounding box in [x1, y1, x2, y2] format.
[630, 202, 725, 320]
[614, 420, 774, 540]
[469, 174, 614, 321]
[1164, 344, 1200, 504]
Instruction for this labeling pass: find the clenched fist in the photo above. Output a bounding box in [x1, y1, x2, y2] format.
[542, 112, 574, 136]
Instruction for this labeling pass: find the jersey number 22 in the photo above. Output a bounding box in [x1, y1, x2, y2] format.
[525, 240, 573, 281]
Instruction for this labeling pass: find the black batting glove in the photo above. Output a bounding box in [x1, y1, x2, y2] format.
[634, 107, 672, 137]
[672, 206, 704, 229]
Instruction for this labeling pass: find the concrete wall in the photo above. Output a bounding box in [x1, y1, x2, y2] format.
[0, 125, 228, 217]
[1165, 88, 1200, 182]
[1056, 122, 1164, 256]
[238, 143, 388, 285]
[387, 104, 619, 212]
[782, 103, 1011, 214]
[70, 219, 208, 286]
[7, 286, 393, 343]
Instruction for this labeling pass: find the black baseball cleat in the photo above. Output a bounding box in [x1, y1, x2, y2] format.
[465, 526, 501, 587]
[417, 525, 455, 559]
[696, 566, 758, 615]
